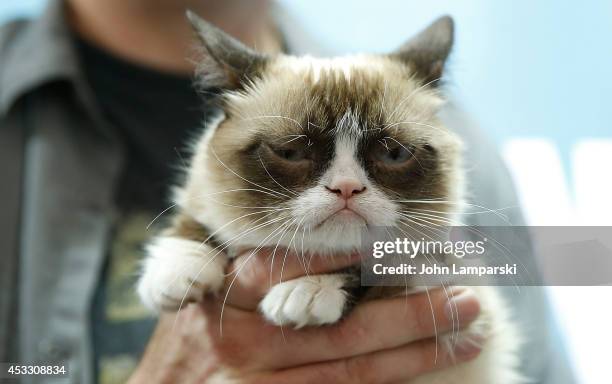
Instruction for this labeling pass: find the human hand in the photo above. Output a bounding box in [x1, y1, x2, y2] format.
[128, 250, 482, 383]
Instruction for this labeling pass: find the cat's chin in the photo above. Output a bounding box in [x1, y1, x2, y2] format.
[224, 220, 365, 256]
[295, 219, 366, 255]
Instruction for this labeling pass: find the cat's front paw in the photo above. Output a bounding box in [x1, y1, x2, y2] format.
[137, 236, 227, 312]
[259, 275, 349, 328]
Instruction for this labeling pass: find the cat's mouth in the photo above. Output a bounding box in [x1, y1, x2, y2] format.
[313, 207, 367, 230]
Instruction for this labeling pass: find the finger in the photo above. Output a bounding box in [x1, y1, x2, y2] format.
[251, 287, 481, 370]
[269, 336, 482, 384]
[222, 247, 361, 310]
[187, 288, 479, 372]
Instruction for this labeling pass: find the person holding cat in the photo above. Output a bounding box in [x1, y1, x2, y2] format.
[0, 0, 575, 383]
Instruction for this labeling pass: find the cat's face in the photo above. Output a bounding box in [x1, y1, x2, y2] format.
[178, 13, 464, 253]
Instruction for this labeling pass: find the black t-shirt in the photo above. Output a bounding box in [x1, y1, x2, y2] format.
[76, 37, 204, 211]
[76, 37, 205, 382]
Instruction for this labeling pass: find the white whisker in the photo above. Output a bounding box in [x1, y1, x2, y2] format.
[258, 153, 299, 197]
[146, 188, 289, 230]
[386, 77, 442, 122]
[211, 146, 291, 199]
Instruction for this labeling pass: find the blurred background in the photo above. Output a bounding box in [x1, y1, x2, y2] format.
[2, 1, 611, 382]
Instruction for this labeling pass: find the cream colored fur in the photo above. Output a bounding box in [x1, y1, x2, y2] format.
[137, 54, 521, 383]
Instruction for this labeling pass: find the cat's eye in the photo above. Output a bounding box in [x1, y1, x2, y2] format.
[375, 144, 414, 165]
[263, 142, 310, 163]
[274, 148, 307, 162]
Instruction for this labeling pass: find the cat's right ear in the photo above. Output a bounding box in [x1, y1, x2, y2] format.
[186, 10, 268, 89]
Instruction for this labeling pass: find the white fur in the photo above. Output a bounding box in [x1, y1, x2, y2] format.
[137, 237, 227, 312]
[278, 54, 386, 83]
[259, 274, 348, 328]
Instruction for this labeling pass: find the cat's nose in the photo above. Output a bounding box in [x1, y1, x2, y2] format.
[325, 178, 366, 199]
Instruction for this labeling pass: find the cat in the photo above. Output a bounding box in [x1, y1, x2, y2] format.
[137, 11, 522, 383]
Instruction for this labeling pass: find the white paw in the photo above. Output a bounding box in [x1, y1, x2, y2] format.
[137, 236, 226, 312]
[259, 275, 348, 328]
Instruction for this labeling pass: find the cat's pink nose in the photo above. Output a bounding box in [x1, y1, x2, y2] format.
[325, 178, 366, 199]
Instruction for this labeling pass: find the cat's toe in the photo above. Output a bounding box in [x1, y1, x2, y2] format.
[260, 275, 348, 328]
[137, 236, 226, 312]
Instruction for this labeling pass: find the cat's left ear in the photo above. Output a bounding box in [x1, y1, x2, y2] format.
[186, 10, 268, 89]
[390, 16, 454, 86]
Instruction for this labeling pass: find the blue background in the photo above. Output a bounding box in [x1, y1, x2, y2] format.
[3, 0, 611, 177]
[3, 0, 610, 143]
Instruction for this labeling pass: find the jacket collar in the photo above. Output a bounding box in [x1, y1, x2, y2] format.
[0, 0, 80, 115]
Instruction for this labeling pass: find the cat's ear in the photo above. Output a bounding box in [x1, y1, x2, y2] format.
[389, 15, 454, 86]
[186, 10, 268, 89]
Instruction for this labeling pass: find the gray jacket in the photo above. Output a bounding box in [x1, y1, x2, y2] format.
[0, 0, 575, 383]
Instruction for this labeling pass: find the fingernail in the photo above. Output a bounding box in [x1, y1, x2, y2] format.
[444, 288, 481, 327]
[454, 335, 484, 360]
